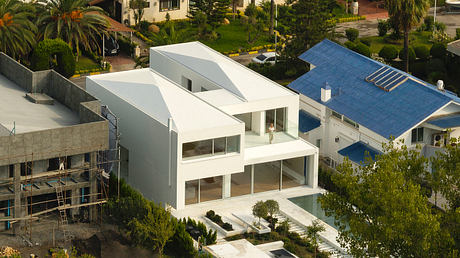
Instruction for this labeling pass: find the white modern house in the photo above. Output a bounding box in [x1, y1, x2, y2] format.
[87, 41, 318, 209]
[290, 39, 460, 168]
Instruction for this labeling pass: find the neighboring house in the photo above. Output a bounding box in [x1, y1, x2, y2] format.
[0, 53, 109, 233]
[289, 39, 460, 168]
[447, 39, 460, 57]
[119, 0, 189, 23]
[87, 41, 318, 210]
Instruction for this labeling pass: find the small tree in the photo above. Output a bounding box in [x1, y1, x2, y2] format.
[265, 199, 279, 228]
[379, 45, 398, 62]
[252, 201, 268, 227]
[307, 219, 325, 258]
[130, 0, 149, 28]
[345, 28, 359, 42]
[378, 19, 389, 36]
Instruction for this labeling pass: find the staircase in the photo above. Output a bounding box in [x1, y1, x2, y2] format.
[274, 213, 350, 258]
[56, 181, 72, 242]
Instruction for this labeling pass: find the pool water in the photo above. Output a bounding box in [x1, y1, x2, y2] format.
[288, 193, 347, 230]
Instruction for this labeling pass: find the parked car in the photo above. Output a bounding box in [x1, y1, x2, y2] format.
[252, 52, 278, 65]
[103, 36, 120, 56]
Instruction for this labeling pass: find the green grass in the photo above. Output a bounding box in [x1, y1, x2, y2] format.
[361, 31, 433, 54]
[75, 56, 100, 71]
[200, 19, 273, 53]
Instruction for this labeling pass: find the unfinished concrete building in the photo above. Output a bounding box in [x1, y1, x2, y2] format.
[0, 53, 110, 238]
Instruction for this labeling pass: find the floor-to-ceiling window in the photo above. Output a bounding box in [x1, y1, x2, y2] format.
[185, 179, 199, 205]
[254, 161, 281, 193]
[282, 157, 305, 189]
[266, 108, 286, 132]
[231, 165, 252, 197]
[200, 176, 223, 202]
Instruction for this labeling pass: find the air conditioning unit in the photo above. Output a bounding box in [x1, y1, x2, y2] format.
[433, 133, 446, 147]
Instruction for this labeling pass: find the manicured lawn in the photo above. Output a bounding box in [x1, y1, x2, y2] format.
[361, 31, 433, 54]
[200, 19, 273, 53]
[75, 56, 100, 71]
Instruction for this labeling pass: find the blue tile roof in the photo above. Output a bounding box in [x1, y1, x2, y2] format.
[299, 110, 321, 133]
[289, 39, 460, 139]
[427, 114, 460, 128]
[338, 141, 381, 164]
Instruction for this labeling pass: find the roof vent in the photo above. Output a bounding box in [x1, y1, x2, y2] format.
[437, 80, 444, 91]
[321, 82, 331, 102]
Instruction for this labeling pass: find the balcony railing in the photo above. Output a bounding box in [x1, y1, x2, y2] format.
[244, 120, 298, 148]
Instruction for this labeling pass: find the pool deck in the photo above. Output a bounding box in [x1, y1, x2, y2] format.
[171, 186, 345, 253]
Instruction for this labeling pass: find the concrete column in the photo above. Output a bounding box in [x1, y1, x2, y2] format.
[71, 189, 80, 219]
[89, 152, 98, 222]
[308, 154, 318, 188]
[252, 111, 265, 136]
[250, 165, 254, 194]
[13, 164, 22, 234]
[222, 174, 231, 199]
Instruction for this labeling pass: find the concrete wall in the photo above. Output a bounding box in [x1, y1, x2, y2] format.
[0, 53, 33, 92]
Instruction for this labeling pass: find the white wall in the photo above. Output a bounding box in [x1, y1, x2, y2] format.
[87, 78, 178, 207]
[121, 0, 190, 23]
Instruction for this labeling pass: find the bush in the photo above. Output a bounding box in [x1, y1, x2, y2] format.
[30, 39, 76, 78]
[360, 38, 371, 47]
[456, 28, 460, 40]
[414, 45, 430, 60]
[206, 210, 233, 231]
[344, 41, 356, 50]
[379, 45, 398, 61]
[410, 61, 427, 77]
[435, 21, 446, 32]
[222, 222, 233, 231]
[426, 58, 446, 74]
[424, 16, 434, 31]
[354, 42, 371, 57]
[378, 19, 389, 36]
[431, 43, 447, 59]
[345, 28, 359, 42]
[399, 47, 416, 62]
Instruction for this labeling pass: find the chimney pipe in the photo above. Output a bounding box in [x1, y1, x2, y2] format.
[321, 82, 332, 102]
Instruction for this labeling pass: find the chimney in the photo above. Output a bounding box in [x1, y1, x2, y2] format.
[437, 80, 444, 91]
[321, 82, 332, 102]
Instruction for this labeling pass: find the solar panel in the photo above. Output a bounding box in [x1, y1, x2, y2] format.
[365, 66, 408, 92]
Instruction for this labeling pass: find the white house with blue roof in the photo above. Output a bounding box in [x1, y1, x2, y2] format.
[290, 39, 460, 167]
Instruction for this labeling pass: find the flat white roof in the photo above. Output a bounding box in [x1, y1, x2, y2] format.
[193, 89, 243, 107]
[0, 74, 79, 134]
[88, 68, 241, 132]
[206, 239, 270, 258]
[151, 42, 296, 102]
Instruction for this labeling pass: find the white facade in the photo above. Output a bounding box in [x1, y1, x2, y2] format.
[88, 42, 318, 209]
[118, 0, 189, 23]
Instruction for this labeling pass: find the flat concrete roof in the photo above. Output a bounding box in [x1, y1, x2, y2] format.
[0, 74, 80, 134]
[206, 239, 270, 258]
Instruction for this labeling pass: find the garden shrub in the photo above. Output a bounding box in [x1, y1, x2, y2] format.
[410, 61, 427, 77]
[184, 217, 217, 244]
[426, 58, 446, 74]
[427, 71, 447, 85]
[285, 68, 297, 78]
[344, 41, 356, 50]
[30, 39, 75, 78]
[118, 36, 138, 55]
[456, 28, 460, 40]
[360, 38, 371, 47]
[414, 45, 430, 60]
[222, 222, 233, 231]
[165, 221, 197, 257]
[435, 21, 446, 32]
[354, 42, 371, 57]
[379, 45, 398, 61]
[423, 16, 434, 31]
[377, 19, 389, 36]
[345, 28, 359, 42]
[431, 43, 447, 59]
[399, 47, 416, 62]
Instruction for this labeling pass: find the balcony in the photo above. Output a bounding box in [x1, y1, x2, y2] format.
[244, 120, 299, 148]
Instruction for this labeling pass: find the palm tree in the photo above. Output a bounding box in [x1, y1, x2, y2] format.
[150, 22, 189, 46]
[36, 0, 109, 58]
[385, 0, 429, 72]
[0, 0, 37, 59]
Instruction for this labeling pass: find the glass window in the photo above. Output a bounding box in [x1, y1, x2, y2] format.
[227, 135, 240, 153]
[282, 157, 305, 189]
[200, 176, 222, 202]
[235, 113, 252, 131]
[411, 128, 424, 143]
[160, 0, 179, 11]
[214, 137, 226, 155]
[331, 110, 342, 120]
[185, 180, 199, 205]
[276, 108, 285, 131]
[254, 161, 280, 193]
[266, 109, 275, 130]
[231, 165, 252, 197]
[343, 116, 358, 128]
[182, 139, 212, 159]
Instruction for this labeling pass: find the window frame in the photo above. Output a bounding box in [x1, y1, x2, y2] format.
[411, 127, 424, 144]
[159, 0, 180, 12]
[182, 135, 240, 161]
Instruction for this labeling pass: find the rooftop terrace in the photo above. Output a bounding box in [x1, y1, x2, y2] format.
[0, 74, 79, 134]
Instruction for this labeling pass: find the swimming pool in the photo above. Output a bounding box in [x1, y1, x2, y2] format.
[288, 193, 346, 230]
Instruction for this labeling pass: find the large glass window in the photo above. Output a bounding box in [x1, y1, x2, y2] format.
[200, 176, 223, 202]
[182, 135, 240, 160]
[235, 113, 252, 131]
[282, 157, 305, 189]
[160, 0, 179, 11]
[266, 108, 286, 132]
[231, 165, 252, 197]
[182, 139, 212, 159]
[254, 161, 280, 193]
[185, 180, 199, 205]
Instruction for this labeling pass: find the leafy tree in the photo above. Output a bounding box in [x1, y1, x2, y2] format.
[188, 0, 230, 37]
[252, 200, 268, 227]
[30, 38, 76, 78]
[265, 199, 279, 229]
[150, 22, 189, 46]
[385, 0, 430, 72]
[282, 0, 335, 61]
[269, 0, 275, 35]
[0, 0, 37, 59]
[129, 0, 149, 28]
[319, 141, 444, 257]
[306, 219, 325, 258]
[36, 0, 109, 58]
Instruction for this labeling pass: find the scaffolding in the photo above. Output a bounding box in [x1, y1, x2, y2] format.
[0, 107, 120, 243]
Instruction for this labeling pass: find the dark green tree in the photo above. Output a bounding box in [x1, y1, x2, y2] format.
[252, 200, 268, 227]
[188, 0, 229, 37]
[319, 141, 445, 257]
[306, 219, 325, 258]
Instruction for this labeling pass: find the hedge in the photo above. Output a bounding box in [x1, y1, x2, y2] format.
[379, 45, 398, 61]
[345, 28, 359, 42]
[414, 45, 430, 60]
[30, 39, 76, 78]
[399, 47, 416, 62]
[354, 42, 371, 57]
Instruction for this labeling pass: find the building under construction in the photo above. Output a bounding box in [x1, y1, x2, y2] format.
[0, 53, 116, 240]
